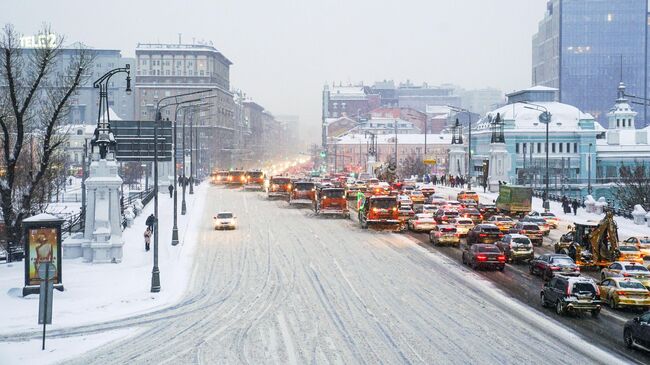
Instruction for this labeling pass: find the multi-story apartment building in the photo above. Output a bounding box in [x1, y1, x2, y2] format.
[134, 42, 235, 172]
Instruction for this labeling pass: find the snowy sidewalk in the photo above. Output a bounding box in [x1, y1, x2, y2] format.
[432, 184, 648, 239]
[0, 183, 208, 335]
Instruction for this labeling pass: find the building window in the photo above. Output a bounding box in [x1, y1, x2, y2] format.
[566, 143, 570, 153]
[559, 143, 563, 153]
[617, 119, 620, 127]
[551, 143, 555, 153]
[537, 143, 541, 153]
[516, 143, 520, 153]
[573, 143, 578, 153]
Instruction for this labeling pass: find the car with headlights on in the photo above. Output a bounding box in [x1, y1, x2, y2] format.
[599, 277, 650, 310]
[530, 253, 580, 280]
[601, 262, 650, 289]
[429, 225, 460, 246]
[451, 217, 474, 237]
[466, 224, 503, 244]
[496, 234, 534, 263]
[624, 311, 650, 351]
[462, 244, 506, 271]
[623, 236, 650, 259]
[213, 212, 237, 230]
[408, 213, 436, 232]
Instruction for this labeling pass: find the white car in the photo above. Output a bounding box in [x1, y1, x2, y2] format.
[214, 212, 237, 230]
[408, 213, 436, 232]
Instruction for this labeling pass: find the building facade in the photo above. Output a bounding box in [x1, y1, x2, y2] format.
[134, 42, 236, 171]
[532, 0, 648, 126]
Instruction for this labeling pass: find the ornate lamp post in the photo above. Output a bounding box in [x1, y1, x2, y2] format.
[523, 102, 552, 211]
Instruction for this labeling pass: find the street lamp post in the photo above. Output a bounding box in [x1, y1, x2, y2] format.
[448, 105, 472, 189]
[189, 115, 194, 195]
[523, 102, 551, 211]
[588, 143, 592, 195]
[151, 89, 215, 293]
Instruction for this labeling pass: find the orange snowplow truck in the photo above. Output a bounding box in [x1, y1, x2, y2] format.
[358, 195, 403, 231]
[290, 181, 316, 205]
[267, 176, 292, 199]
[314, 187, 349, 218]
[227, 170, 246, 186]
[244, 170, 265, 190]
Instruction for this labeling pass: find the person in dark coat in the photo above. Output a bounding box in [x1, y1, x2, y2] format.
[168, 184, 174, 198]
[571, 199, 579, 216]
[146, 214, 156, 231]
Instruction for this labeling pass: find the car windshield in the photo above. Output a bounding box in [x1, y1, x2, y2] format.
[247, 172, 263, 178]
[497, 217, 512, 222]
[624, 265, 649, 272]
[481, 226, 500, 233]
[528, 217, 546, 223]
[540, 213, 555, 217]
[440, 227, 456, 233]
[512, 237, 531, 245]
[323, 189, 345, 198]
[456, 219, 473, 225]
[572, 283, 596, 295]
[271, 178, 291, 184]
[551, 257, 573, 265]
[444, 211, 459, 217]
[619, 246, 638, 252]
[619, 281, 647, 289]
[639, 238, 650, 244]
[294, 183, 315, 191]
[372, 199, 395, 209]
[464, 191, 477, 195]
[478, 246, 500, 253]
[522, 225, 539, 231]
[417, 214, 433, 219]
[217, 213, 233, 219]
[463, 209, 479, 214]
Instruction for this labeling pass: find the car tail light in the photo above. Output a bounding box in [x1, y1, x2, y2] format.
[567, 285, 571, 296]
[479, 233, 487, 237]
[623, 273, 633, 277]
[616, 290, 627, 296]
[476, 255, 487, 262]
[498, 234, 504, 238]
[497, 255, 506, 262]
[573, 267, 580, 272]
[550, 265, 561, 271]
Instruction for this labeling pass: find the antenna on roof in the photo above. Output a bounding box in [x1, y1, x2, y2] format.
[178, 33, 182, 45]
[619, 54, 623, 83]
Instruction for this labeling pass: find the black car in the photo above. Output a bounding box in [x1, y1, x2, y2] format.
[541, 275, 601, 317]
[624, 311, 650, 351]
[461, 244, 506, 271]
[529, 253, 580, 281]
[466, 224, 503, 244]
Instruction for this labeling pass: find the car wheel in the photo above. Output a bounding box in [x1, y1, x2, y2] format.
[541, 293, 547, 307]
[471, 260, 477, 271]
[462, 254, 466, 265]
[624, 329, 634, 349]
[609, 297, 617, 309]
[543, 270, 552, 281]
[555, 301, 563, 315]
[529, 265, 535, 275]
[498, 265, 504, 272]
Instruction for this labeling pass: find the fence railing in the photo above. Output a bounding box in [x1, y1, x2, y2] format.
[121, 187, 155, 229]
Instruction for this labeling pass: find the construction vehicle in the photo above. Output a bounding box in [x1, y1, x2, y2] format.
[374, 161, 398, 185]
[226, 170, 247, 186]
[358, 195, 403, 231]
[495, 185, 532, 217]
[289, 181, 316, 205]
[554, 211, 620, 268]
[211, 170, 228, 185]
[267, 176, 292, 199]
[314, 187, 349, 218]
[244, 170, 265, 190]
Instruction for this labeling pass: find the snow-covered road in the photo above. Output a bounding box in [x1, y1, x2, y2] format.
[30, 186, 630, 364]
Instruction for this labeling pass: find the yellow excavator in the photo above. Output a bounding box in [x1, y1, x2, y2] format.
[554, 210, 620, 268]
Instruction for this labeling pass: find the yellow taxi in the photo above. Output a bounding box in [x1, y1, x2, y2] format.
[410, 190, 426, 204]
[599, 277, 650, 309]
[451, 217, 474, 237]
[600, 261, 650, 289]
[618, 245, 644, 264]
[622, 236, 650, 259]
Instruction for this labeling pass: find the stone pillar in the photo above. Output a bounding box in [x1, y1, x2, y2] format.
[448, 144, 466, 178]
[81, 152, 124, 263]
[488, 142, 509, 192]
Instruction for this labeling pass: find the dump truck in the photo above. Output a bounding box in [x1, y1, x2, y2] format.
[495, 185, 532, 217]
[358, 195, 403, 231]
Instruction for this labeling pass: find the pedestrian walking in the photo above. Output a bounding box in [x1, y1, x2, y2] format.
[168, 184, 174, 198]
[571, 199, 579, 216]
[144, 227, 152, 252]
[146, 214, 156, 231]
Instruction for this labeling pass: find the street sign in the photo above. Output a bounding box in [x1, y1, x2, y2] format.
[111, 120, 173, 162]
[424, 158, 437, 165]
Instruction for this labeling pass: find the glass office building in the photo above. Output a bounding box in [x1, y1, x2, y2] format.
[532, 0, 648, 127]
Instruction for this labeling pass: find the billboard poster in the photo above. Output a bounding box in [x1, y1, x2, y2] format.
[27, 228, 59, 286]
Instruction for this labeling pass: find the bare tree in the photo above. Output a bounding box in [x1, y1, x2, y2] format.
[0, 24, 92, 261]
[399, 153, 427, 179]
[613, 162, 650, 211]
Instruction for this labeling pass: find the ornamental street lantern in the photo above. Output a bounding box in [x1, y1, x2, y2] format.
[22, 213, 64, 296]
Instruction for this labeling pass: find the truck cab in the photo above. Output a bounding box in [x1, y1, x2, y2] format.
[358, 195, 402, 231]
[267, 176, 292, 199]
[315, 187, 349, 218]
[290, 181, 316, 205]
[227, 170, 247, 186]
[244, 171, 265, 190]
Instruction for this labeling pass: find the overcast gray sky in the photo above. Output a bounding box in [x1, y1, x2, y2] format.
[2, 0, 548, 143]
